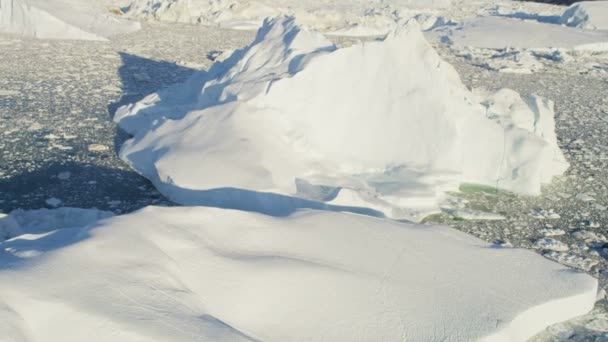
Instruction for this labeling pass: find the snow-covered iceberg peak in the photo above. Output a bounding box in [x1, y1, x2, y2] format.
[115, 16, 568, 221]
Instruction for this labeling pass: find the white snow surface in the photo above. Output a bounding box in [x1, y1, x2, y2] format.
[115, 17, 568, 221]
[561, 1, 608, 31]
[0, 206, 598, 341]
[427, 16, 608, 51]
[123, 0, 452, 35]
[0, 207, 114, 241]
[0, 0, 141, 40]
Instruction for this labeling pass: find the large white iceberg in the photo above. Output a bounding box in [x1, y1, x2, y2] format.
[0, 206, 597, 341]
[115, 17, 568, 221]
[123, 0, 451, 35]
[0, 0, 141, 40]
[561, 1, 608, 31]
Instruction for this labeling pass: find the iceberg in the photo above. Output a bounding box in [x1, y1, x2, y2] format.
[116, 17, 568, 221]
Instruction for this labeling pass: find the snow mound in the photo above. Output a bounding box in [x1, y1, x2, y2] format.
[0, 207, 114, 241]
[427, 16, 608, 51]
[561, 1, 608, 31]
[0, 0, 141, 40]
[0, 206, 597, 341]
[115, 17, 568, 221]
[123, 0, 451, 36]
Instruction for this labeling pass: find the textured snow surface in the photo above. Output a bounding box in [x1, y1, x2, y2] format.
[123, 0, 452, 35]
[561, 1, 608, 31]
[0, 206, 598, 341]
[428, 16, 608, 51]
[0, 0, 141, 40]
[115, 17, 568, 221]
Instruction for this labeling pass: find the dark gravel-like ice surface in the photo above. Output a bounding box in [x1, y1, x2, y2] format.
[1, 22, 608, 340]
[0, 23, 254, 214]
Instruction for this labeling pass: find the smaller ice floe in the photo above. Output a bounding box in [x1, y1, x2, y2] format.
[540, 228, 566, 237]
[427, 16, 608, 51]
[0, 206, 598, 341]
[561, 1, 608, 31]
[572, 230, 608, 248]
[451, 47, 577, 74]
[115, 17, 568, 221]
[0, 89, 20, 96]
[0, 207, 114, 241]
[530, 208, 561, 219]
[426, 15, 608, 73]
[45, 197, 62, 207]
[0, 0, 141, 40]
[576, 192, 596, 202]
[87, 143, 109, 152]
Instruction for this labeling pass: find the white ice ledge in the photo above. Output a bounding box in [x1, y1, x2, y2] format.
[0, 206, 598, 341]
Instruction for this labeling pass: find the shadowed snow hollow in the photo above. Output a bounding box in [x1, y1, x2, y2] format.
[0, 208, 113, 241]
[123, 0, 451, 35]
[0, 0, 141, 40]
[0, 206, 598, 341]
[115, 17, 568, 221]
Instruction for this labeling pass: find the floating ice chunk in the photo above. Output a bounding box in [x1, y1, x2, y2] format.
[530, 208, 561, 219]
[87, 143, 109, 152]
[561, 1, 608, 31]
[573, 230, 607, 247]
[45, 197, 62, 208]
[535, 238, 570, 252]
[57, 171, 71, 180]
[0, 206, 597, 341]
[540, 228, 566, 237]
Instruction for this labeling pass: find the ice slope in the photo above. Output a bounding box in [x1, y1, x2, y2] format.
[115, 17, 568, 221]
[427, 16, 608, 51]
[123, 0, 452, 35]
[0, 0, 141, 40]
[561, 1, 608, 31]
[0, 206, 598, 341]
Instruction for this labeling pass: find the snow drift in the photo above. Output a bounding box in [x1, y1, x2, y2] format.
[123, 0, 451, 35]
[561, 1, 608, 31]
[115, 17, 568, 221]
[0, 0, 141, 40]
[0, 206, 597, 341]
